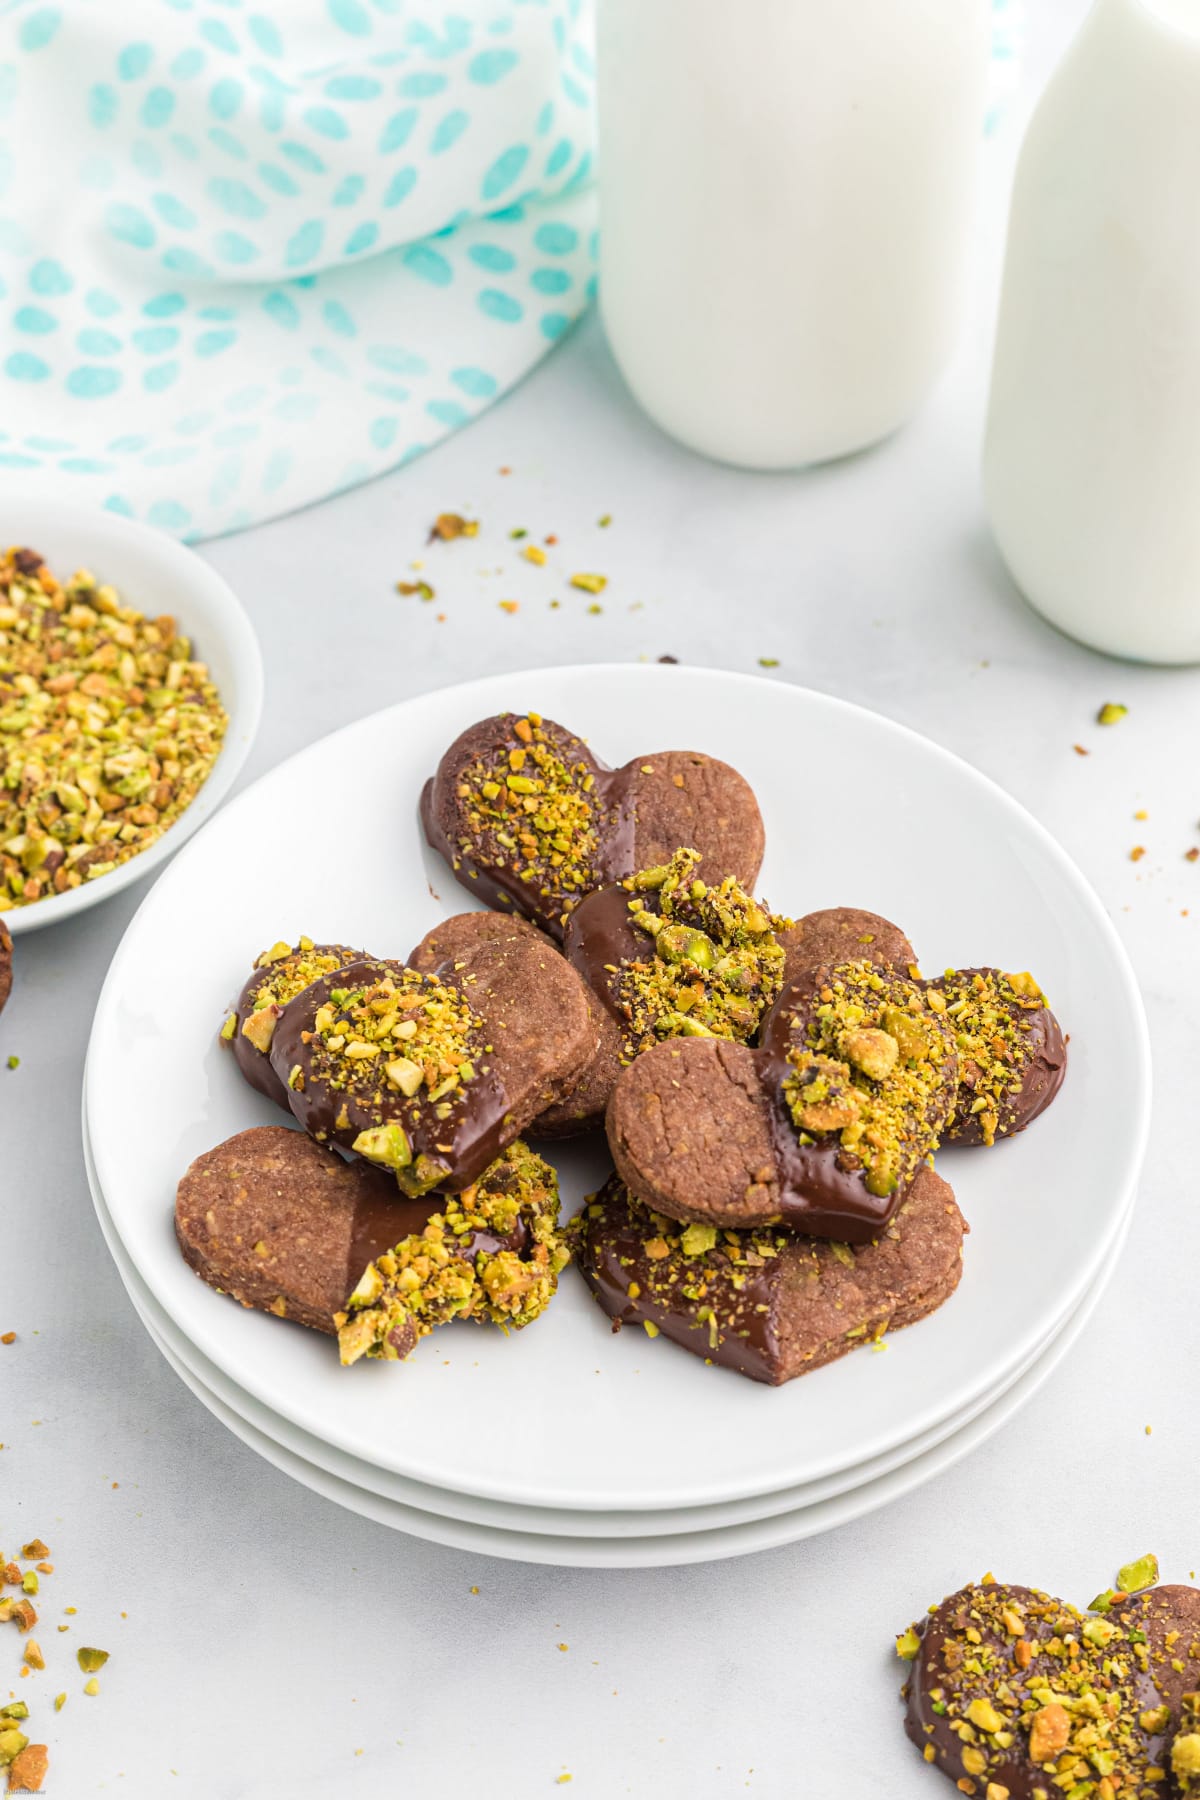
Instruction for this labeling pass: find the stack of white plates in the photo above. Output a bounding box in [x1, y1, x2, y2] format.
[83, 668, 1150, 1568]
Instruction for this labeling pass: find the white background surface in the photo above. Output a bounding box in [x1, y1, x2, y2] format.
[4, 1, 1197, 1793]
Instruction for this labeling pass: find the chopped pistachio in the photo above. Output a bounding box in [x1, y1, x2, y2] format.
[76, 1646, 109, 1673]
[0, 549, 228, 912]
[896, 1626, 921, 1661]
[570, 573, 606, 594]
[1117, 1552, 1159, 1594]
[1097, 701, 1128, 726]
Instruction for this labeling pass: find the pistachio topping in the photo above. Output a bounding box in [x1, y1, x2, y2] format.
[0, 547, 228, 910]
[453, 712, 605, 917]
[336, 1142, 567, 1364]
[305, 968, 486, 1191]
[938, 967, 1053, 1146]
[782, 961, 954, 1199]
[612, 848, 788, 1059]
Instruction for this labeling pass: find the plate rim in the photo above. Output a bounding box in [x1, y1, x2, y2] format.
[127, 1205, 1129, 1568]
[83, 1071, 1116, 1537]
[84, 663, 1153, 1508]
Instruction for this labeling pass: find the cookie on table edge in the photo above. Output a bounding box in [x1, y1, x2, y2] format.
[901, 1573, 1200, 1796]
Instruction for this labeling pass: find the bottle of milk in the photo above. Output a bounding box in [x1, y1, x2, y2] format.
[596, 0, 990, 470]
[985, 0, 1200, 663]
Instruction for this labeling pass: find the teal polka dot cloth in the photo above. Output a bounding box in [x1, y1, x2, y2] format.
[0, 0, 597, 539]
[0, 1, 1017, 542]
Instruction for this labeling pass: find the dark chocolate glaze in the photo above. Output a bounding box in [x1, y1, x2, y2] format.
[937, 967, 1068, 1146]
[230, 942, 362, 1110]
[270, 959, 514, 1194]
[904, 1583, 1179, 1799]
[419, 714, 636, 941]
[561, 883, 650, 1034]
[751, 970, 957, 1243]
[344, 1168, 529, 1299]
[576, 1176, 783, 1383]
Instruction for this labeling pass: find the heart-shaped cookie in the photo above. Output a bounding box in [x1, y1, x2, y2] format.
[271, 930, 593, 1194]
[175, 1127, 566, 1362]
[421, 710, 765, 941]
[900, 1569, 1200, 1799]
[575, 1163, 966, 1384]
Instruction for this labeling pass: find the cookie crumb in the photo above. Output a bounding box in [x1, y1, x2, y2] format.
[0, 1333, 14, 1346]
[498, 600, 519, 615]
[1130, 846, 1146, 862]
[429, 513, 478, 542]
[1072, 744, 1089, 756]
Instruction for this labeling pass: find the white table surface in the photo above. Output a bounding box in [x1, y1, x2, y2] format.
[6, 3, 1197, 1794]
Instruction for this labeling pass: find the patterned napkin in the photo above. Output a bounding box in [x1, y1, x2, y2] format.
[0, 0, 596, 538]
[0, 0, 1018, 542]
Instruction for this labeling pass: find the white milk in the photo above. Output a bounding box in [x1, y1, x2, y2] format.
[597, 0, 990, 469]
[985, 0, 1200, 663]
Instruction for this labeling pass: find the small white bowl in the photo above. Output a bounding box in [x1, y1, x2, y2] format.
[1, 494, 263, 935]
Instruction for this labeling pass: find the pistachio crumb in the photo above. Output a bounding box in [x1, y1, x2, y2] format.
[1097, 702, 1128, 726]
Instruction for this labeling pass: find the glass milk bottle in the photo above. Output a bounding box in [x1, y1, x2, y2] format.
[597, 0, 990, 469]
[985, 0, 1200, 663]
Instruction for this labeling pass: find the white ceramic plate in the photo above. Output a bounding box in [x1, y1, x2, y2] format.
[86, 666, 1151, 1511]
[1, 493, 263, 934]
[122, 1210, 1124, 1568]
[84, 1083, 1124, 1538]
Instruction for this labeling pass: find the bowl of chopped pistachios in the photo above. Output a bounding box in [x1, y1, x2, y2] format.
[0, 495, 263, 933]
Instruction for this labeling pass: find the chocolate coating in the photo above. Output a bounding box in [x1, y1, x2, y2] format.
[421, 712, 764, 942]
[935, 967, 1067, 1146]
[577, 1165, 965, 1385]
[904, 1580, 1200, 1798]
[228, 941, 361, 1109]
[271, 958, 507, 1193]
[0, 917, 11, 1015]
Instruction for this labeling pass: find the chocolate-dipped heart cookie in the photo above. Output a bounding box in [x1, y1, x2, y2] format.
[220, 935, 364, 1108]
[900, 1565, 1200, 1798]
[271, 934, 593, 1195]
[574, 1163, 966, 1384]
[421, 710, 765, 940]
[607, 959, 958, 1241]
[175, 1126, 566, 1361]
